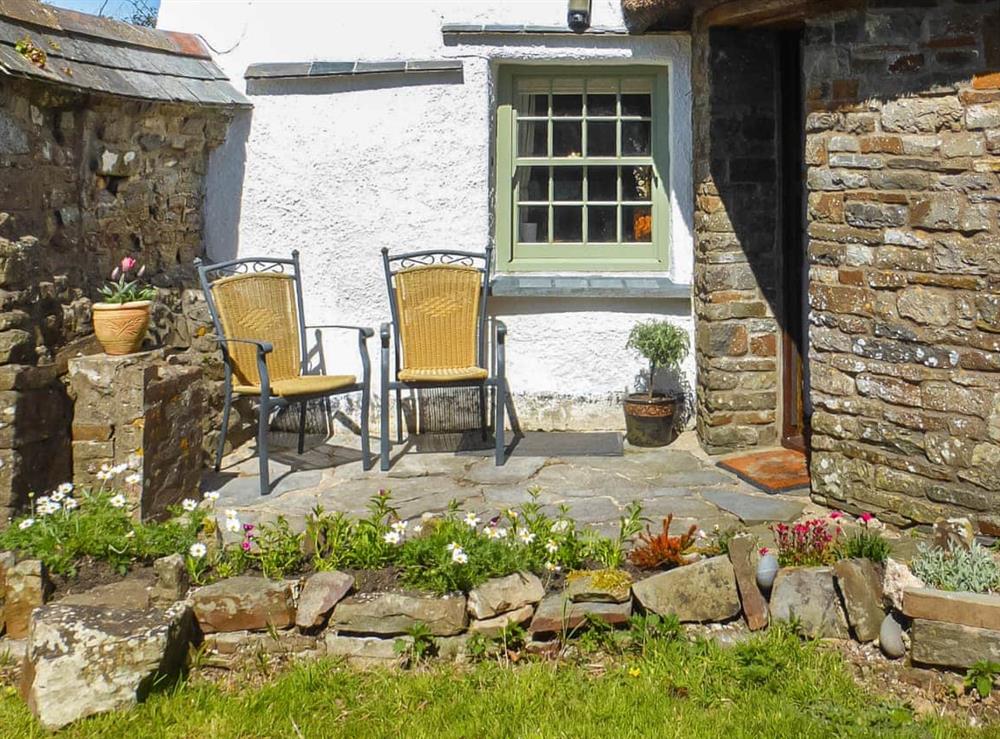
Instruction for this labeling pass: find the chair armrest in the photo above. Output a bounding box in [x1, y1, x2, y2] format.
[380, 322, 392, 347]
[495, 320, 507, 344]
[210, 336, 274, 354]
[305, 324, 375, 339]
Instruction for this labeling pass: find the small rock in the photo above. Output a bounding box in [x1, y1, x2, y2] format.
[770, 567, 849, 639]
[58, 577, 152, 611]
[3, 559, 50, 639]
[528, 594, 631, 636]
[0, 550, 14, 629]
[756, 552, 780, 592]
[563, 570, 631, 604]
[205, 629, 319, 656]
[295, 571, 354, 630]
[467, 572, 544, 619]
[324, 634, 407, 668]
[436, 633, 472, 662]
[882, 558, 924, 611]
[151, 554, 189, 607]
[191, 576, 296, 633]
[632, 556, 741, 623]
[833, 558, 884, 642]
[21, 602, 193, 730]
[469, 604, 535, 636]
[728, 537, 769, 631]
[879, 613, 906, 659]
[331, 592, 466, 636]
[932, 517, 974, 553]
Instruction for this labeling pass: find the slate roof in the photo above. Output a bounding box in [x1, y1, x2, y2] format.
[0, 0, 248, 107]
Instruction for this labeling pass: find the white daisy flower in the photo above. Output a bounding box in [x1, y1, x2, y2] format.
[383, 531, 402, 545]
[63, 497, 78, 511]
[544, 539, 559, 554]
[37, 500, 60, 516]
[188, 542, 207, 559]
[203, 491, 220, 503]
[99, 463, 112, 473]
[57, 482, 74, 496]
[484, 526, 508, 540]
[451, 546, 468, 564]
[544, 561, 561, 572]
[181, 498, 198, 512]
[445, 541, 459, 552]
[224, 509, 239, 520]
[517, 528, 536, 545]
[390, 520, 408, 534]
[18, 517, 34, 530]
[50, 490, 65, 503]
[125, 473, 142, 486]
[412, 524, 423, 534]
[551, 519, 570, 534]
[463, 512, 480, 529]
[111, 463, 128, 475]
[96, 470, 112, 481]
[109, 494, 127, 509]
[224, 517, 242, 533]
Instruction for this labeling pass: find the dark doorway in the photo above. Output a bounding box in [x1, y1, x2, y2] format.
[776, 30, 808, 451]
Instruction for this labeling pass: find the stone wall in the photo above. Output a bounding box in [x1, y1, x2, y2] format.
[692, 27, 782, 454]
[802, 0, 1000, 532]
[0, 76, 251, 521]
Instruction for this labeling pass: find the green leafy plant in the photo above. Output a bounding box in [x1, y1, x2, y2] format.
[627, 613, 682, 656]
[583, 501, 643, 568]
[626, 320, 690, 399]
[250, 517, 304, 579]
[97, 256, 156, 304]
[912, 541, 1000, 594]
[839, 528, 891, 563]
[468, 622, 528, 664]
[965, 660, 1000, 699]
[394, 622, 437, 665]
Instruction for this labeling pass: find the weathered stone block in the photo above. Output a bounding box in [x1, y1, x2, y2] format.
[769, 567, 849, 639]
[528, 594, 631, 635]
[833, 558, 884, 642]
[632, 556, 740, 623]
[910, 619, 1000, 669]
[3, 559, 49, 638]
[295, 571, 354, 630]
[331, 592, 466, 636]
[191, 576, 296, 633]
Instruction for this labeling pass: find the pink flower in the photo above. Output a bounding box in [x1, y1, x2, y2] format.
[828, 510, 843, 520]
[241, 540, 251, 552]
[858, 512, 874, 524]
[759, 547, 770, 556]
[120, 256, 137, 272]
[243, 523, 254, 532]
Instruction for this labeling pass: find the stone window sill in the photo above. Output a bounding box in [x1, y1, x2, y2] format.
[490, 274, 691, 299]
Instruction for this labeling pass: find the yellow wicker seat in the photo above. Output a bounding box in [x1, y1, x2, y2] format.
[197, 252, 374, 495]
[380, 247, 521, 471]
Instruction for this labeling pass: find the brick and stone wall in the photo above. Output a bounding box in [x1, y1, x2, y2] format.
[802, 0, 1000, 532]
[692, 27, 782, 454]
[0, 76, 251, 521]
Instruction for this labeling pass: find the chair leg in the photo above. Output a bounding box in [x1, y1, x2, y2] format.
[360, 386, 372, 471]
[395, 388, 404, 443]
[381, 384, 391, 473]
[505, 379, 522, 437]
[258, 399, 271, 495]
[478, 385, 488, 442]
[215, 385, 232, 472]
[495, 380, 506, 466]
[297, 401, 308, 455]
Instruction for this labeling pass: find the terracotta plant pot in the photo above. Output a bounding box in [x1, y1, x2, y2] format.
[623, 392, 678, 447]
[92, 300, 152, 355]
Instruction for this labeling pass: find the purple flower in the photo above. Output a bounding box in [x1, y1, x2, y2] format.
[241, 540, 251, 552]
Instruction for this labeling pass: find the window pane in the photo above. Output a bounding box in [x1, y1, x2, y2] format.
[518, 206, 548, 243]
[622, 121, 651, 156]
[588, 206, 617, 243]
[621, 93, 651, 117]
[552, 121, 582, 157]
[518, 120, 548, 157]
[553, 167, 583, 201]
[587, 121, 616, 156]
[588, 94, 616, 116]
[516, 93, 548, 116]
[516, 166, 548, 202]
[553, 206, 582, 242]
[588, 166, 617, 201]
[623, 165, 653, 201]
[552, 94, 582, 117]
[623, 205, 652, 242]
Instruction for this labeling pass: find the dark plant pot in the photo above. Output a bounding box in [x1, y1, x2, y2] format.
[623, 392, 678, 447]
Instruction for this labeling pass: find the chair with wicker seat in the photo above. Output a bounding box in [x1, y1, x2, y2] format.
[379, 246, 521, 470]
[196, 251, 373, 494]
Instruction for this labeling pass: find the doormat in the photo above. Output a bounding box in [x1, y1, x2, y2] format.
[413, 431, 624, 457]
[717, 448, 810, 494]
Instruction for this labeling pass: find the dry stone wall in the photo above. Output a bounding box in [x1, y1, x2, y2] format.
[0, 75, 251, 522]
[802, 0, 1000, 532]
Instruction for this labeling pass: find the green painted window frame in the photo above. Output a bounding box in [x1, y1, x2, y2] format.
[494, 65, 670, 273]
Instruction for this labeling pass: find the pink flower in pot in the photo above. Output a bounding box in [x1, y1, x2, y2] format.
[120, 255, 138, 273]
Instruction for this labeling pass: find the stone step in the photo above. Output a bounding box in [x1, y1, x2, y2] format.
[902, 587, 1000, 631]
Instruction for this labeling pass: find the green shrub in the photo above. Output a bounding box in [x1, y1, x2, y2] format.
[911, 541, 1000, 594]
[626, 320, 690, 399]
[965, 660, 1000, 699]
[250, 517, 304, 579]
[838, 528, 891, 563]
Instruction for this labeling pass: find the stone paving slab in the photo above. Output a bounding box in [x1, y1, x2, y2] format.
[206, 430, 823, 538]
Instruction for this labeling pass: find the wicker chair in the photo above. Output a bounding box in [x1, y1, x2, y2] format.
[196, 252, 373, 494]
[379, 246, 520, 470]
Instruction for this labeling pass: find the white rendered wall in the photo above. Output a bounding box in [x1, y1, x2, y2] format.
[158, 0, 694, 430]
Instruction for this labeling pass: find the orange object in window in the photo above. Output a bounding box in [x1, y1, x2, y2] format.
[633, 212, 652, 240]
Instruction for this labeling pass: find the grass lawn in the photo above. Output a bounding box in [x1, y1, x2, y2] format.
[0, 628, 990, 738]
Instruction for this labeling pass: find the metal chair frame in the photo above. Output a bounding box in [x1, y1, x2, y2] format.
[196, 250, 373, 494]
[379, 245, 521, 471]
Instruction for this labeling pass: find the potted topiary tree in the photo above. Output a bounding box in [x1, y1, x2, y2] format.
[92, 256, 156, 355]
[624, 320, 690, 447]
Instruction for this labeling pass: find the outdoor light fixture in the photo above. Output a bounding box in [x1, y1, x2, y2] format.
[567, 0, 592, 33]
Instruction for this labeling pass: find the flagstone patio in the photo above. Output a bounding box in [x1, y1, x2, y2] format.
[202, 430, 823, 544]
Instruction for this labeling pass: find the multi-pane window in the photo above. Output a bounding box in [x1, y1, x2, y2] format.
[495, 67, 669, 272]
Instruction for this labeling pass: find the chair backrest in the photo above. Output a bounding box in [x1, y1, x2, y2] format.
[196, 254, 307, 388]
[382, 248, 492, 373]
